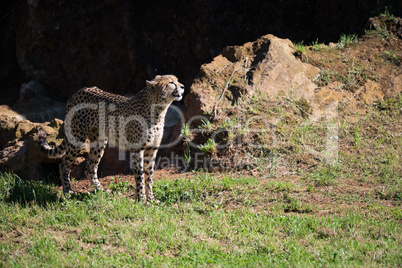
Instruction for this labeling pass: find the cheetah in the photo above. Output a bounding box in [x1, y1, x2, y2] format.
[39, 75, 184, 201]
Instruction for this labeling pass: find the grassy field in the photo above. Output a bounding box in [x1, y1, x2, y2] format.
[0, 170, 400, 267]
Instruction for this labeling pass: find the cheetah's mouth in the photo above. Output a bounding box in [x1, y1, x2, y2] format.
[172, 89, 183, 100]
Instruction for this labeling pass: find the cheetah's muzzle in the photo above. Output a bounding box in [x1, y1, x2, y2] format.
[172, 86, 184, 101]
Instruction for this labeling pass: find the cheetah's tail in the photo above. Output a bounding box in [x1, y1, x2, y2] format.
[38, 129, 67, 158]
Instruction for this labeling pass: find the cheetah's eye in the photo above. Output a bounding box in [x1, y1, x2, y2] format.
[168, 81, 177, 90]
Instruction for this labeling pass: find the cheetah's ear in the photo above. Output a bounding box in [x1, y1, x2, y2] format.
[146, 80, 155, 88]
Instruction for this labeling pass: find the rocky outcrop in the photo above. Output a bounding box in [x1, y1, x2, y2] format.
[0, 106, 130, 180]
[367, 14, 402, 39]
[0, 107, 63, 179]
[183, 34, 320, 121]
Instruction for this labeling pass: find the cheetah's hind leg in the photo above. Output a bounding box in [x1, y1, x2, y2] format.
[59, 146, 81, 195]
[85, 137, 108, 192]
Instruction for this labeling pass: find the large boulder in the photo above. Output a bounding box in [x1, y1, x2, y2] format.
[183, 34, 320, 121]
[0, 106, 64, 179]
[163, 34, 321, 157]
[0, 105, 130, 180]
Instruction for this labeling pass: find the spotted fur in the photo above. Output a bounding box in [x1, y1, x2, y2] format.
[39, 75, 184, 200]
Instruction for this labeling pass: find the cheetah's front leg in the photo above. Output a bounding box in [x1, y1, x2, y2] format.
[131, 150, 146, 201]
[144, 148, 158, 201]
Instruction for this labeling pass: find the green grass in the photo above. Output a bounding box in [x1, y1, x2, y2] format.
[310, 38, 324, 51]
[303, 165, 341, 187]
[338, 34, 358, 49]
[198, 138, 217, 156]
[0, 170, 400, 267]
[313, 69, 335, 86]
[294, 42, 307, 55]
[382, 50, 400, 66]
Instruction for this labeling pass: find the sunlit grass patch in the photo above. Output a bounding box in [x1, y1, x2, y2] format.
[303, 165, 341, 187]
[0, 171, 401, 266]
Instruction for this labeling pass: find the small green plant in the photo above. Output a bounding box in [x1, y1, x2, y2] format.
[313, 69, 334, 86]
[383, 50, 400, 65]
[365, 25, 390, 39]
[283, 195, 313, 213]
[341, 61, 374, 92]
[184, 144, 192, 165]
[304, 166, 340, 186]
[198, 138, 217, 156]
[354, 125, 361, 147]
[181, 123, 191, 138]
[294, 41, 306, 55]
[338, 33, 358, 49]
[294, 98, 312, 118]
[108, 180, 134, 193]
[310, 38, 324, 51]
[222, 117, 237, 129]
[383, 6, 395, 20]
[265, 181, 295, 192]
[307, 184, 315, 192]
[197, 119, 213, 131]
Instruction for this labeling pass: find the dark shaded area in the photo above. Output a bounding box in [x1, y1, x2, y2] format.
[0, 0, 400, 104]
[0, 172, 58, 206]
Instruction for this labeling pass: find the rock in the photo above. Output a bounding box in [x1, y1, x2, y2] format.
[0, 105, 25, 121]
[0, 112, 131, 180]
[0, 114, 64, 179]
[70, 156, 86, 180]
[165, 34, 321, 156]
[0, 106, 24, 148]
[367, 17, 383, 30]
[184, 55, 232, 120]
[328, 42, 338, 49]
[183, 34, 320, 120]
[0, 140, 28, 175]
[14, 120, 36, 140]
[314, 82, 345, 108]
[0, 117, 17, 148]
[366, 15, 402, 39]
[49, 118, 64, 129]
[357, 80, 384, 104]
[386, 74, 402, 97]
[248, 35, 319, 102]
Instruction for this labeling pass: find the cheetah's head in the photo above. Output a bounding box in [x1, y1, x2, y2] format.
[146, 75, 184, 103]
